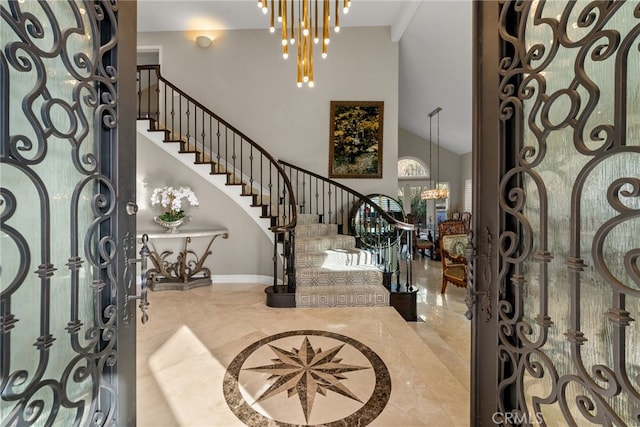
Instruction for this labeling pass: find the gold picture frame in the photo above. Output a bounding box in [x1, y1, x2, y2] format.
[328, 101, 384, 178]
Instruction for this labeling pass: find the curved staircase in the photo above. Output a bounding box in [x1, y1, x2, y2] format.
[136, 65, 414, 309]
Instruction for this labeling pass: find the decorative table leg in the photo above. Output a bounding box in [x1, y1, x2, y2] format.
[140, 229, 229, 291]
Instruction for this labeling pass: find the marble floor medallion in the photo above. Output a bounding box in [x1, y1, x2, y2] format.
[223, 330, 391, 426]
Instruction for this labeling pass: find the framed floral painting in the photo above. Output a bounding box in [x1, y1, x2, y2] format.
[328, 101, 384, 178]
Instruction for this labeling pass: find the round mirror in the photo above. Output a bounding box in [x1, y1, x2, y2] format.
[351, 194, 405, 249]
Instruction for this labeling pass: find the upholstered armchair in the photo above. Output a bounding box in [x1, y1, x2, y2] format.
[438, 220, 468, 294]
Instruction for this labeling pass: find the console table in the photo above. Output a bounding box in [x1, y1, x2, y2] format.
[138, 228, 229, 291]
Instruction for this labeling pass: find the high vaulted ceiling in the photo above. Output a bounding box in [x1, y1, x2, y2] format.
[137, 0, 473, 155]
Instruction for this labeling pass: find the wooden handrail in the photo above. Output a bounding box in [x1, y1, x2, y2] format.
[137, 64, 297, 232]
[278, 159, 413, 231]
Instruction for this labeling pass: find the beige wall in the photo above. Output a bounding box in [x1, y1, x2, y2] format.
[136, 27, 399, 276]
[460, 152, 472, 182]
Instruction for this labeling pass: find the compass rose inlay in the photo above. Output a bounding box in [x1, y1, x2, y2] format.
[245, 336, 370, 423]
[223, 330, 391, 426]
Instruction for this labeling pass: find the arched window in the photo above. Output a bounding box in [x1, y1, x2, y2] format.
[397, 157, 448, 230]
[397, 158, 429, 179]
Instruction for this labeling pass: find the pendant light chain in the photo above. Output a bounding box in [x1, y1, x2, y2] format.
[437, 111, 440, 194]
[421, 107, 449, 201]
[429, 114, 433, 192]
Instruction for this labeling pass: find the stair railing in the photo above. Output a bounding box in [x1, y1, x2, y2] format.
[279, 160, 415, 290]
[136, 65, 297, 290]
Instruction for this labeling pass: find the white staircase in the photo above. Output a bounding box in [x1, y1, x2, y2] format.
[294, 214, 389, 307]
[137, 120, 277, 244]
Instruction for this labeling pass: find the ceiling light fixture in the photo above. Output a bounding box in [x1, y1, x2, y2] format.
[195, 35, 213, 48]
[258, 0, 351, 88]
[421, 107, 449, 201]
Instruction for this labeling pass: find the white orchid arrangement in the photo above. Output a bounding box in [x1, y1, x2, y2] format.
[150, 186, 199, 222]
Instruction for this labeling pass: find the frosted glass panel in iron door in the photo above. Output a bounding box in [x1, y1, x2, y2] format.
[1, 0, 119, 424]
[516, 1, 640, 425]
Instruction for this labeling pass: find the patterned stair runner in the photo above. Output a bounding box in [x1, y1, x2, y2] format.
[294, 214, 389, 307]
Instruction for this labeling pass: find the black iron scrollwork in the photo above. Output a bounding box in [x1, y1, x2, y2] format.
[1, 0, 121, 424]
[496, 1, 640, 425]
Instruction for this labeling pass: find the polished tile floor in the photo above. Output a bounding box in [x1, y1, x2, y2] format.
[137, 256, 471, 426]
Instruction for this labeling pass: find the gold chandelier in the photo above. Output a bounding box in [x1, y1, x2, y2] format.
[421, 107, 449, 200]
[258, 0, 351, 87]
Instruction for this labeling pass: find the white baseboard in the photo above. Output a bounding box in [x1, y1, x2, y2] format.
[136, 274, 280, 286]
[212, 275, 280, 285]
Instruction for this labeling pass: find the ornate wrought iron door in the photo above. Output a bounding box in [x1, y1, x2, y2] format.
[1, 1, 137, 424]
[473, 1, 640, 425]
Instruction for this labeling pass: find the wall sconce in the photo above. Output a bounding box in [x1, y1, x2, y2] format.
[195, 35, 213, 48]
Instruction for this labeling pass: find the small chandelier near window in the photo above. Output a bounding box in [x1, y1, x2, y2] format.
[421, 107, 449, 200]
[258, 0, 351, 88]
[421, 187, 449, 200]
